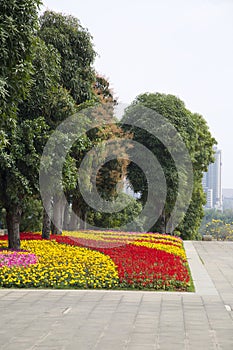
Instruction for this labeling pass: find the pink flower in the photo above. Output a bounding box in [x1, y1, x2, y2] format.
[0, 252, 38, 267]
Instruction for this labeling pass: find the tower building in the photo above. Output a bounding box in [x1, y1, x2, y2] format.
[202, 147, 222, 210]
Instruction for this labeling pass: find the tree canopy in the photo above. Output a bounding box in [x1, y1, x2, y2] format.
[39, 11, 96, 105]
[122, 92, 216, 239]
[0, 0, 42, 249]
[0, 4, 218, 243]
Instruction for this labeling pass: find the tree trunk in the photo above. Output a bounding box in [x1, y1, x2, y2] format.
[77, 205, 86, 230]
[52, 195, 66, 235]
[81, 209, 87, 230]
[63, 201, 71, 230]
[69, 198, 79, 230]
[68, 198, 88, 231]
[158, 208, 169, 234]
[42, 207, 51, 239]
[42, 195, 52, 239]
[6, 206, 21, 250]
[77, 206, 87, 230]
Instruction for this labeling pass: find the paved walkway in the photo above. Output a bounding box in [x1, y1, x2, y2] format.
[0, 242, 233, 350]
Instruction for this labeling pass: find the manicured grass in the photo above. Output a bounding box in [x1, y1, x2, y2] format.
[0, 231, 194, 292]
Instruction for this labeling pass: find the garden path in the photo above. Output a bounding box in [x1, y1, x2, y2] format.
[0, 241, 233, 350]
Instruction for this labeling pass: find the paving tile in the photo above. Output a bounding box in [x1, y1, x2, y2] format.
[0, 242, 233, 348]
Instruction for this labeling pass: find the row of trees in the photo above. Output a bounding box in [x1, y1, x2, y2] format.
[201, 208, 233, 225]
[0, 3, 130, 248]
[0, 0, 216, 248]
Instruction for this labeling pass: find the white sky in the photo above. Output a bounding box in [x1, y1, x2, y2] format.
[41, 0, 233, 188]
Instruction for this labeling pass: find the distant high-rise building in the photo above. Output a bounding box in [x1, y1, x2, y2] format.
[202, 147, 222, 210]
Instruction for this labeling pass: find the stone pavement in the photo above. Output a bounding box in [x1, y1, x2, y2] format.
[0, 241, 233, 350]
[193, 241, 233, 317]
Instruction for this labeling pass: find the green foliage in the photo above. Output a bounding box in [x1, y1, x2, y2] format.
[20, 197, 43, 232]
[93, 75, 117, 104]
[0, 0, 41, 128]
[178, 181, 204, 240]
[35, 12, 97, 219]
[200, 209, 233, 238]
[68, 77, 129, 229]
[39, 11, 96, 105]
[18, 37, 62, 121]
[122, 93, 216, 239]
[203, 218, 233, 241]
[0, 208, 6, 229]
[0, 117, 48, 209]
[0, 5, 101, 246]
[0, 6, 89, 246]
[0, 0, 44, 224]
[87, 193, 144, 230]
[203, 208, 233, 223]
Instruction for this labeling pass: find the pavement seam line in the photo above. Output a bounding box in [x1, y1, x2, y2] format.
[183, 241, 219, 296]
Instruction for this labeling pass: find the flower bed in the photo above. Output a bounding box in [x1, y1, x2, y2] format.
[0, 231, 193, 291]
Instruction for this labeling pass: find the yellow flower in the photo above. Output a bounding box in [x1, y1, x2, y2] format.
[0, 240, 119, 289]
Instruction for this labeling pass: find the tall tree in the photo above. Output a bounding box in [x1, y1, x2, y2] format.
[17, 36, 78, 239]
[68, 76, 131, 231]
[0, 0, 41, 249]
[122, 93, 216, 239]
[37, 11, 97, 235]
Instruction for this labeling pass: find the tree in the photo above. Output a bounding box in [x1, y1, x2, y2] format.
[38, 13, 135, 234]
[67, 76, 131, 231]
[0, 0, 42, 249]
[18, 35, 79, 239]
[87, 193, 144, 230]
[39, 11, 96, 105]
[0, 116, 48, 249]
[67, 107, 131, 231]
[37, 11, 97, 236]
[122, 93, 216, 239]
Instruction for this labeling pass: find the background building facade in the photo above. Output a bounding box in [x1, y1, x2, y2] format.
[202, 147, 222, 210]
